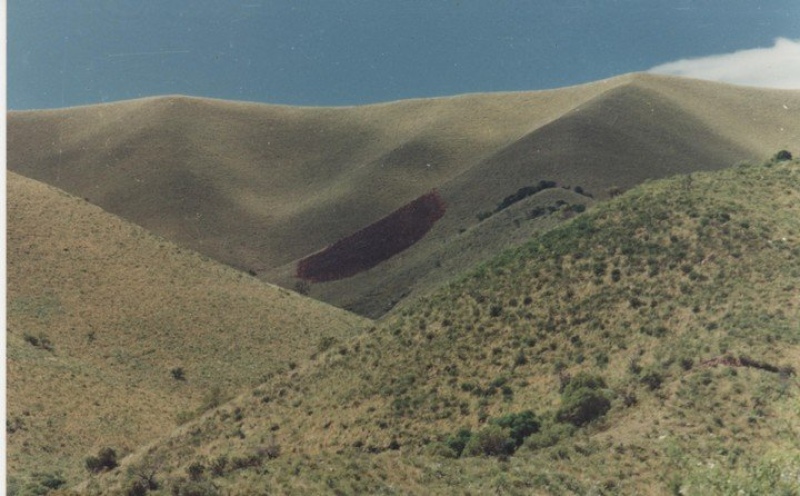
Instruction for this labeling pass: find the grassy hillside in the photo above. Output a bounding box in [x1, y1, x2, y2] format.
[75, 155, 800, 495]
[9, 74, 800, 317]
[6, 172, 370, 493]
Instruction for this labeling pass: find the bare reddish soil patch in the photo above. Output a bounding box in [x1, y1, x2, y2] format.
[297, 190, 446, 282]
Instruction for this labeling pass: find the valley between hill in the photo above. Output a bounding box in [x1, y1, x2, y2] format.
[8, 73, 800, 317]
[11, 155, 799, 495]
[6, 74, 800, 495]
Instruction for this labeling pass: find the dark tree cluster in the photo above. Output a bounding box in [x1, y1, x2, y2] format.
[496, 180, 557, 212]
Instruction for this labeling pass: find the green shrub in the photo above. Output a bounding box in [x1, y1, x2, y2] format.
[773, 150, 792, 162]
[557, 388, 611, 426]
[639, 369, 664, 390]
[444, 428, 473, 457]
[490, 410, 540, 448]
[463, 424, 515, 457]
[557, 374, 612, 426]
[570, 203, 587, 213]
[209, 455, 228, 477]
[437, 411, 541, 459]
[86, 447, 119, 473]
[23, 333, 54, 352]
[171, 367, 186, 381]
[524, 421, 576, 451]
[187, 462, 205, 481]
[496, 181, 557, 212]
[18, 472, 66, 495]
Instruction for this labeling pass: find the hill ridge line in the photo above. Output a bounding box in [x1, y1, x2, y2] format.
[7, 72, 663, 115]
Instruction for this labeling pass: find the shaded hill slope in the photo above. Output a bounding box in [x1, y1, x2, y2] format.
[8, 74, 800, 317]
[81, 157, 799, 495]
[289, 75, 800, 316]
[5, 172, 369, 491]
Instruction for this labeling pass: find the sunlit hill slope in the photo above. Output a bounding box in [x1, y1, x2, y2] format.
[6, 172, 369, 491]
[72, 156, 800, 495]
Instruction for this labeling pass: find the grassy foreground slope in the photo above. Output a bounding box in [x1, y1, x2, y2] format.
[6, 172, 369, 492]
[83, 156, 799, 495]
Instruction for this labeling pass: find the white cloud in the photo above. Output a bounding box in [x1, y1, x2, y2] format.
[649, 38, 800, 89]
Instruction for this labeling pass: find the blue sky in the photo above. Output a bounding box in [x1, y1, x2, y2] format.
[7, 1, 800, 110]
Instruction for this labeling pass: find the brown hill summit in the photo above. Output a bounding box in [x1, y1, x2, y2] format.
[6, 172, 369, 487]
[8, 73, 800, 317]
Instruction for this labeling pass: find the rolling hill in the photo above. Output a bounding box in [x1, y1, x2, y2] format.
[8, 73, 800, 317]
[60, 155, 800, 496]
[6, 172, 369, 492]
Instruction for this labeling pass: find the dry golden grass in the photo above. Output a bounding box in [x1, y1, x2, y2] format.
[6, 172, 369, 489]
[9, 74, 799, 318]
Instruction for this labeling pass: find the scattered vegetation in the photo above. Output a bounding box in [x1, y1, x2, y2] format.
[477, 180, 570, 221]
[11, 154, 800, 494]
[7, 471, 66, 495]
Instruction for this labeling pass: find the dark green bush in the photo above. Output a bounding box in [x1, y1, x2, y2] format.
[24, 472, 66, 494]
[570, 203, 587, 213]
[23, 333, 54, 352]
[524, 421, 576, 451]
[171, 367, 186, 381]
[439, 411, 541, 458]
[187, 462, 205, 481]
[445, 428, 473, 457]
[86, 447, 119, 473]
[557, 388, 611, 426]
[557, 373, 611, 426]
[773, 150, 792, 162]
[209, 455, 228, 477]
[496, 181, 557, 212]
[463, 424, 515, 457]
[640, 369, 664, 390]
[491, 410, 540, 448]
